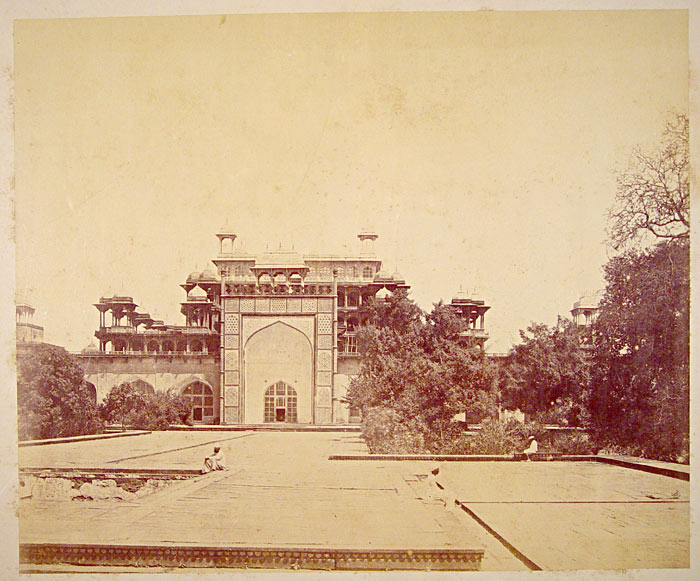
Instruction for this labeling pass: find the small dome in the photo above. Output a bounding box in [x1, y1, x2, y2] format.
[375, 287, 392, 300]
[199, 269, 218, 281]
[573, 290, 603, 310]
[373, 269, 393, 282]
[188, 285, 208, 299]
[391, 269, 405, 283]
[81, 341, 99, 354]
[186, 271, 200, 283]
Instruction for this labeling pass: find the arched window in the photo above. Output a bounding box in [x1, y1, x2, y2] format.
[320, 266, 331, 281]
[162, 340, 174, 353]
[337, 290, 346, 307]
[264, 381, 297, 423]
[183, 381, 214, 422]
[175, 341, 187, 352]
[146, 341, 159, 353]
[190, 340, 203, 353]
[350, 266, 358, 279]
[362, 266, 373, 279]
[335, 266, 344, 280]
[234, 265, 243, 277]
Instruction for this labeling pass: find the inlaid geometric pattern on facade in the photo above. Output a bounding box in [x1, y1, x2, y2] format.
[224, 350, 239, 371]
[302, 298, 317, 313]
[317, 313, 333, 334]
[224, 313, 239, 334]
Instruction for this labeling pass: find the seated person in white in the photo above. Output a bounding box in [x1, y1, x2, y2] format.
[202, 446, 227, 474]
[523, 436, 538, 460]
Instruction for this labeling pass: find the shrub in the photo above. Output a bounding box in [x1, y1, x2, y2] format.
[99, 384, 191, 430]
[449, 419, 527, 454]
[361, 407, 427, 454]
[548, 431, 597, 454]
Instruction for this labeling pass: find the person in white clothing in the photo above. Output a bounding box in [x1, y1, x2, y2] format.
[523, 436, 538, 460]
[201, 446, 227, 474]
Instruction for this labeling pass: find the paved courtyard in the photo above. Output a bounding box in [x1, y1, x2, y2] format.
[19, 431, 689, 572]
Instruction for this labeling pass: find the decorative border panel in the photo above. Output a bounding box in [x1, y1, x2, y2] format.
[316, 407, 332, 425]
[317, 334, 333, 349]
[224, 350, 239, 371]
[271, 298, 287, 313]
[224, 334, 240, 349]
[19, 544, 483, 571]
[255, 298, 271, 313]
[318, 298, 334, 312]
[240, 298, 255, 313]
[224, 407, 238, 424]
[224, 313, 240, 335]
[316, 387, 331, 406]
[225, 386, 238, 403]
[316, 371, 332, 386]
[224, 371, 240, 386]
[302, 298, 317, 313]
[317, 350, 332, 371]
[225, 298, 240, 313]
[317, 313, 332, 334]
[287, 298, 301, 313]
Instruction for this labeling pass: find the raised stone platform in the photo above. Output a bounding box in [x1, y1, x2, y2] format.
[19, 544, 483, 571]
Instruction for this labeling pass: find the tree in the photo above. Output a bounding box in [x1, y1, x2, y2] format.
[17, 343, 103, 440]
[503, 317, 590, 426]
[99, 383, 192, 429]
[590, 241, 689, 461]
[608, 113, 689, 250]
[98, 382, 147, 428]
[347, 291, 498, 452]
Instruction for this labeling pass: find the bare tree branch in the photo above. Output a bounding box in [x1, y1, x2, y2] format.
[607, 113, 689, 250]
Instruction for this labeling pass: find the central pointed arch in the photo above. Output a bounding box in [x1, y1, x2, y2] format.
[243, 321, 313, 424]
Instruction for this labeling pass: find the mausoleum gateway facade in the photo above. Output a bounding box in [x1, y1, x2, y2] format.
[79, 228, 490, 425]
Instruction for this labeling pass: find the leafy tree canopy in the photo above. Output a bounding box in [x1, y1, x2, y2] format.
[590, 240, 689, 461]
[502, 317, 590, 426]
[17, 343, 103, 440]
[348, 290, 497, 451]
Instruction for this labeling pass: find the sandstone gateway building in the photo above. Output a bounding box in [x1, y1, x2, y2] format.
[79, 228, 490, 425]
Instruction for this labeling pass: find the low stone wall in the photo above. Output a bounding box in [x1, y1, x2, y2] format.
[19, 472, 195, 501]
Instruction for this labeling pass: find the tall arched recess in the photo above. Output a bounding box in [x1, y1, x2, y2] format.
[243, 321, 313, 424]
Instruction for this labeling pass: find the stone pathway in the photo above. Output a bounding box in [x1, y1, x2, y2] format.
[20, 431, 516, 569]
[18, 431, 689, 571]
[436, 461, 689, 570]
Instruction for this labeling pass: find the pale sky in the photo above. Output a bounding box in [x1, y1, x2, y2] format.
[11, 8, 689, 353]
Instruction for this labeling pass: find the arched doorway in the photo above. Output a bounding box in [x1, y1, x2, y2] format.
[84, 382, 97, 405]
[264, 381, 298, 423]
[183, 381, 214, 422]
